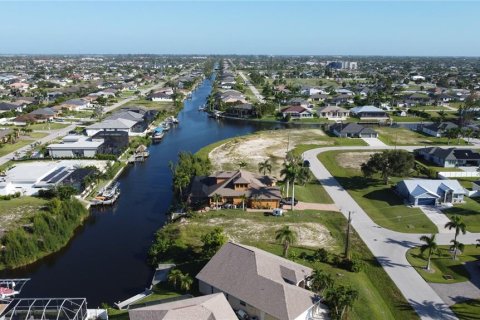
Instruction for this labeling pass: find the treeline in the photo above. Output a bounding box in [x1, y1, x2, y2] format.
[0, 198, 88, 269]
[170, 152, 212, 200]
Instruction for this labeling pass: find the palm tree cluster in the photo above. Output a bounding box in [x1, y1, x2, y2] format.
[280, 153, 311, 211]
[167, 269, 193, 292]
[445, 215, 466, 260]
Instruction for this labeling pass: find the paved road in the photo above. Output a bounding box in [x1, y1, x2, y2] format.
[0, 124, 77, 166]
[238, 71, 265, 103]
[303, 145, 480, 320]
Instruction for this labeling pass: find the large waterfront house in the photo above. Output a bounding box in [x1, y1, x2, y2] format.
[350, 105, 388, 121]
[330, 122, 378, 138]
[86, 110, 154, 136]
[47, 135, 104, 158]
[189, 170, 281, 209]
[128, 293, 237, 320]
[395, 179, 466, 206]
[317, 106, 350, 121]
[196, 242, 329, 320]
[281, 106, 314, 119]
[415, 147, 480, 168]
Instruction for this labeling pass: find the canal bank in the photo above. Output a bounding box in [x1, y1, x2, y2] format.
[0, 75, 286, 307]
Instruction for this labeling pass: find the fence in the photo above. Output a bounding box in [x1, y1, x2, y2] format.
[438, 171, 480, 179]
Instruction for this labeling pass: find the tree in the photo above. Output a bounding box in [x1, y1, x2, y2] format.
[450, 240, 465, 260]
[360, 150, 414, 184]
[201, 227, 227, 259]
[309, 268, 334, 295]
[179, 273, 193, 292]
[419, 234, 438, 271]
[324, 285, 359, 320]
[173, 171, 190, 198]
[445, 128, 459, 145]
[280, 156, 304, 211]
[258, 159, 272, 175]
[275, 226, 297, 257]
[237, 160, 247, 169]
[445, 215, 466, 260]
[239, 194, 247, 211]
[167, 269, 183, 289]
[211, 193, 222, 210]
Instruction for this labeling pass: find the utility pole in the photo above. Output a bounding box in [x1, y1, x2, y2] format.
[345, 211, 353, 260]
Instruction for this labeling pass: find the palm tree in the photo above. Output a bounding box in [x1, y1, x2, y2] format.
[237, 160, 247, 169]
[445, 215, 467, 260]
[174, 172, 190, 198]
[309, 269, 334, 295]
[211, 193, 222, 210]
[280, 161, 292, 198]
[258, 159, 272, 175]
[179, 273, 193, 292]
[239, 194, 247, 211]
[464, 128, 474, 143]
[167, 269, 183, 289]
[419, 234, 438, 271]
[275, 226, 297, 257]
[450, 240, 465, 260]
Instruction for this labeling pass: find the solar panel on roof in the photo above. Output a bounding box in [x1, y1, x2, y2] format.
[41, 167, 65, 182]
[49, 170, 72, 184]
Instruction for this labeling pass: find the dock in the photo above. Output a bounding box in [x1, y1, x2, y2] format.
[152, 263, 176, 286]
[115, 289, 152, 310]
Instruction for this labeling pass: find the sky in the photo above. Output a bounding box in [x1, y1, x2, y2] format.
[0, 1, 479, 56]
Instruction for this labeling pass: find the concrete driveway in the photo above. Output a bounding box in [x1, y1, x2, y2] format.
[362, 137, 387, 147]
[303, 145, 480, 320]
[418, 206, 454, 234]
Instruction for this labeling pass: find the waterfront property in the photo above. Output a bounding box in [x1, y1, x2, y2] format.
[281, 106, 314, 119]
[0, 160, 107, 196]
[196, 242, 329, 320]
[47, 135, 104, 158]
[330, 122, 378, 138]
[415, 147, 480, 168]
[128, 293, 237, 320]
[317, 105, 350, 121]
[350, 105, 389, 121]
[395, 179, 466, 206]
[189, 170, 281, 209]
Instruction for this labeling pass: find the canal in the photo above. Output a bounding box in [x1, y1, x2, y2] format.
[1, 75, 286, 307]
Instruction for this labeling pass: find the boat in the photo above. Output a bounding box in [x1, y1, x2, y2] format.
[198, 105, 206, 111]
[161, 122, 170, 131]
[91, 182, 120, 206]
[166, 115, 179, 124]
[152, 127, 165, 142]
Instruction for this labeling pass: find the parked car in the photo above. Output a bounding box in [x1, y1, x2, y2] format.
[235, 309, 249, 320]
[223, 203, 237, 209]
[303, 159, 310, 167]
[280, 197, 298, 206]
[272, 208, 283, 217]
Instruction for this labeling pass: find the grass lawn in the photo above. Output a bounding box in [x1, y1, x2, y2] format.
[129, 284, 182, 307]
[0, 196, 47, 232]
[376, 127, 469, 146]
[451, 299, 480, 320]
[318, 150, 437, 233]
[0, 133, 48, 157]
[292, 182, 333, 204]
[123, 99, 176, 111]
[155, 209, 416, 320]
[26, 122, 69, 130]
[406, 245, 480, 284]
[444, 197, 480, 232]
[391, 116, 426, 123]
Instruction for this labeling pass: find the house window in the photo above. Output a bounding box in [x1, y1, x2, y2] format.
[240, 300, 246, 306]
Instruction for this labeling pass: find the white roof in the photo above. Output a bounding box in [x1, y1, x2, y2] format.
[87, 118, 136, 130]
[401, 179, 466, 197]
[350, 105, 384, 113]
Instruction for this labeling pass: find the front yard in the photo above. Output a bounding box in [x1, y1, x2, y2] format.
[406, 245, 480, 284]
[318, 150, 438, 233]
[376, 127, 470, 146]
[444, 197, 480, 232]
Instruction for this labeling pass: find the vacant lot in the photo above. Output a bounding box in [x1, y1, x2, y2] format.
[208, 129, 328, 177]
[318, 150, 437, 233]
[26, 122, 69, 130]
[123, 99, 176, 112]
[0, 197, 47, 234]
[0, 133, 48, 157]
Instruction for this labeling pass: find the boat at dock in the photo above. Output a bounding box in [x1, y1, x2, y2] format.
[90, 182, 120, 206]
[166, 115, 179, 124]
[152, 127, 165, 142]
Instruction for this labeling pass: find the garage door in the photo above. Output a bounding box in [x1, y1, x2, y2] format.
[417, 198, 435, 205]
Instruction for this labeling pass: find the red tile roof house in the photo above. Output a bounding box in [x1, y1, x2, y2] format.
[281, 105, 314, 119]
[196, 242, 329, 320]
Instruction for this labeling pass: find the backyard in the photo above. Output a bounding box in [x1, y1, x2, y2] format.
[0, 196, 47, 234]
[318, 150, 438, 233]
[151, 209, 417, 320]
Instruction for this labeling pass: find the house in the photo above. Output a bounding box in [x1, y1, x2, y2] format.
[128, 293, 237, 320]
[0, 102, 23, 113]
[91, 130, 129, 155]
[281, 106, 314, 119]
[58, 98, 91, 111]
[85, 118, 138, 136]
[421, 122, 458, 137]
[415, 147, 480, 168]
[196, 242, 329, 320]
[350, 105, 388, 120]
[105, 110, 151, 133]
[317, 106, 349, 121]
[47, 135, 104, 158]
[288, 98, 310, 109]
[226, 103, 254, 118]
[13, 107, 58, 125]
[395, 179, 466, 206]
[330, 123, 378, 138]
[218, 90, 247, 104]
[150, 92, 173, 102]
[189, 170, 281, 209]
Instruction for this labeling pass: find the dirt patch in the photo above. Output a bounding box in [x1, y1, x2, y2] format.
[209, 129, 327, 177]
[0, 205, 40, 233]
[336, 152, 376, 170]
[194, 217, 333, 248]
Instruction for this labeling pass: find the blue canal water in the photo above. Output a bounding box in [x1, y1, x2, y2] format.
[1, 76, 291, 307]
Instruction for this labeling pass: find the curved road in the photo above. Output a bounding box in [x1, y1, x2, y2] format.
[303, 145, 480, 320]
